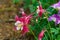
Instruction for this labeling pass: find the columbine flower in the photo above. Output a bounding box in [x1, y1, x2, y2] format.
[37, 5, 45, 17]
[51, 1, 60, 10]
[14, 8, 32, 35]
[38, 30, 45, 40]
[48, 2, 60, 24]
[58, 10, 60, 15]
[48, 14, 60, 24]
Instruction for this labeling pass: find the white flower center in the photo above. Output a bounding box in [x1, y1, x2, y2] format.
[37, 6, 40, 13]
[15, 21, 23, 30]
[16, 26, 23, 30]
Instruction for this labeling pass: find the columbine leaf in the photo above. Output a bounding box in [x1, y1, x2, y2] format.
[40, 0, 58, 9]
[57, 35, 60, 40]
[29, 5, 35, 13]
[50, 28, 59, 35]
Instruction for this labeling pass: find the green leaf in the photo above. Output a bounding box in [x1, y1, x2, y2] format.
[32, 0, 36, 4]
[42, 37, 47, 40]
[40, 0, 58, 9]
[56, 28, 60, 31]
[57, 35, 60, 40]
[23, 0, 31, 9]
[29, 5, 35, 13]
[50, 28, 59, 35]
[12, 0, 20, 4]
[46, 7, 58, 16]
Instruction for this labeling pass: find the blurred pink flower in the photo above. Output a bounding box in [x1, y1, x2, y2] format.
[14, 8, 32, 35]
[37, 5, 45, 17]
[20, 8, 27, 16]
[38, 30, 45, 40]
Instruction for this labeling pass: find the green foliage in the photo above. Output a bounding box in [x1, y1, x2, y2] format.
[57, 35, 60, 40]
[24, 0, 59, 40]
[29, 16, 48, 38]
[40, 0, 58, 9]
[46, 7, 58, 16]
[12, 0, 20, 4]
[50, 28, 59, 35]
[29, 5, 35, 13]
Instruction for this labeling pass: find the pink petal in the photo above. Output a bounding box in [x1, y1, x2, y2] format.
[19, 17, 25, 23]
[21, 25, 29, 35]
[19, 14, 32, 24]
[20, 8, 27, 16]
[22, 11, 27, 16]
[25, 14, 32, 24]
[37, 5, 45, 17]
[15, 15, 19, 21]
[39, 5, 42, 10]
[38, 30, 45, 40]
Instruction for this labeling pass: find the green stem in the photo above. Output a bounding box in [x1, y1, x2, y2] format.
[30, 29, 38, 40]
[59, 24, 60, 28]
[44, 33, 48, 40]
[29, 26, 38, 40]
[44, 12, 53, 40]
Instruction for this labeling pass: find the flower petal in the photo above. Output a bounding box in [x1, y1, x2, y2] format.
[20, 8, 27, 16]
[48, 14, 60, 24]
[15, 15, 19, 21]
[51, 1, 60, 10]
[37, 5, 45, 17]
[38, 30, 45, 40]
[15, 21, 21, 26]
[21, 25, 29, 35]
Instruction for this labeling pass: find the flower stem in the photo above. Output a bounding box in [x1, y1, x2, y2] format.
[44, 12, 53, 40]
[29, 26, 38, 40]
[59, 24, 60, 28]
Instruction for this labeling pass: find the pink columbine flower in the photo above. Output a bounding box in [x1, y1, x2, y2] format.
[14, 8, 32, 35]
[38, 30, 46, 40]
[37, 5, 45, 17]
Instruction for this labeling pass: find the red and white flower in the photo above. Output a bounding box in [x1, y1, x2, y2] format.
[37, 5, 45, 17]
[14, 8, 32, 35]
